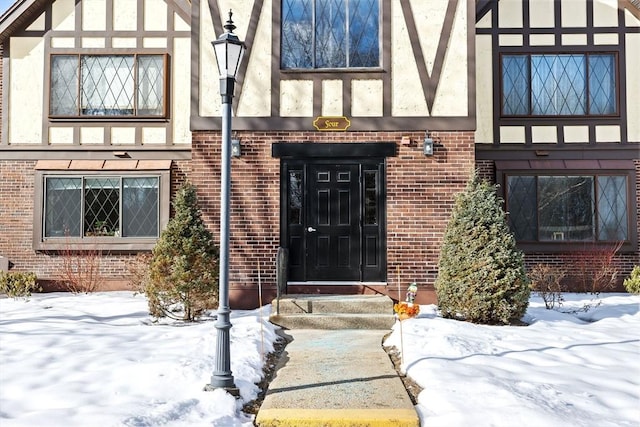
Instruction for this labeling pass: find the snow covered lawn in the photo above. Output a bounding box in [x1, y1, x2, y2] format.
[385, 293, 640, 427]
[1, 292, 639, 427]
[0, 292, 278, 426]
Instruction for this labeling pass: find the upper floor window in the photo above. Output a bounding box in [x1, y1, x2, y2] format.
[281, 0, 380, 69]
[50, 54, 167, 118]
[506, 174, 628, 243]
[501, 53, 617, 116]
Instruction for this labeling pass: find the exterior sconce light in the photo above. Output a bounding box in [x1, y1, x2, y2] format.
[231, 139, 241, 157]
[423, 131, 434, 156]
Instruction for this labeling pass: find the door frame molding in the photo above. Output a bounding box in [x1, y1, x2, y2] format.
[273, 142, 397, 285]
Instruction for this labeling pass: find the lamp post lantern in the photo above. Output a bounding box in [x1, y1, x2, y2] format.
[206, 10, 246, 393]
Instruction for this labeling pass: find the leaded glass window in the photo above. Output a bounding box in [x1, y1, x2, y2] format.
[506, 175, 628, 242]
[364, 170, 378, 225]
[43, 176, 159, 239]
[288, 171, 303, 225]
[50, 54, 166, 117]
[501, 53, 617, 116]
[281, 0, 380, 69]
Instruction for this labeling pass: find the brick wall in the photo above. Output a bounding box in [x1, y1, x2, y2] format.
[191, 130, 475, 307]
[0, 159, 190, 289]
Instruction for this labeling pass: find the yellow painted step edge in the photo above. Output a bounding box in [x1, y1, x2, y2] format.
[255, 408, 419, 427]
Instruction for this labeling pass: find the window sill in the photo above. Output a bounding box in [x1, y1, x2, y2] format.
[49, 116, 169, 123]
[35, 238, 158, 252]
[517, 241, 635, 254]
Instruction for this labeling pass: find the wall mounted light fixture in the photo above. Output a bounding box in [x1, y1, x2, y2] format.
[231, 139, 241, 157]
[423, 131, 434, 156]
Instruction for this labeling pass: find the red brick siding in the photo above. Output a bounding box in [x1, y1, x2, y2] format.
[0, 159, 190, 288]
[191, 130, 475, 307]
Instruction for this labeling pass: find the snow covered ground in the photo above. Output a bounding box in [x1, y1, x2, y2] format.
[0, 292, 278, 426]
[1, 291, 638, 426]
[385, 293, 640, 427]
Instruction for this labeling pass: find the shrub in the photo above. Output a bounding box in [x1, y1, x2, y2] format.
[0, 272, 40, 299]
[561, 241, 622, 294]
[144, 183, 219, 321]
[623, 266, 640, 294]
[435, 170, 530, 325]
[528, 264, 566, 309]
[58, 243, 104, 293]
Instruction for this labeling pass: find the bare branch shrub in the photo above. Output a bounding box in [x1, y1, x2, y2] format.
[58, 240, 105, 293]
[528, 264, 566, 309]
[562, 241, 623, 294]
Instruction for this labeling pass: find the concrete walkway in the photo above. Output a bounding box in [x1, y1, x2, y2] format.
[255, 329, 419, 427]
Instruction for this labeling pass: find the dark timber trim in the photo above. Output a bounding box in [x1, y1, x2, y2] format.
[272, 142, 397, 159]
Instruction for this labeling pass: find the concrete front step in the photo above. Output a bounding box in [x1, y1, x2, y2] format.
[269, 313, 395, 330]
[270, 294, 395, 330]
[276, 294, 394, 314]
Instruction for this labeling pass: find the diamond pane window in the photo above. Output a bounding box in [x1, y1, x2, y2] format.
[501, 53, 616, 116]
[502, 55, 529, 115]
[505, 175, 628, 243]
[282, 0, 380, 69]
[84, 177, 120, 236]
[44, 177, 82, 237]
[50, 54, 166, 117]
[122, 177, 159, 237]
[532, 55, 586, 115]
[589, 55, 616, 114]
[43, 175, 161, 240]
[597, 176, 628, 241]
[50, 56, 79, 116]
[506, 176, 536, 241]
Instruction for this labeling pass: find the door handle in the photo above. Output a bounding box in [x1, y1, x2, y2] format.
[307, 226, 317, 232]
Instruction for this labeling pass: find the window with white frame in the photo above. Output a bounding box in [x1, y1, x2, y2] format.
[43, 175, 160, 239]
[281, 0, 380, 69]
[506, 174, 628, 242]
[501, 53, 617, 116]
[50, 54, 167, 117]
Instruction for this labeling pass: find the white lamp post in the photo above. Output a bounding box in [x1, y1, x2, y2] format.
[206, 10, 246, 393]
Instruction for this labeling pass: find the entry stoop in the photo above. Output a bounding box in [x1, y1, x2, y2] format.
[269, 294, 395, 330]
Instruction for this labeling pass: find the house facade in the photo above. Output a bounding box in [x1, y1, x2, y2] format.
[0, 0, 638, 308]
[475, 0, 639, 290]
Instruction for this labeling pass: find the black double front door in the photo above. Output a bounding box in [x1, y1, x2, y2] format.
[284, 159, 386, 283]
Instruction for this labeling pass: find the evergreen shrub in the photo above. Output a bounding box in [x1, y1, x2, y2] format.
[623, 266, 640, 294]
[0, 272, 40, 299]
[435, 171, 530, 324]
[144, 183, 219, 321]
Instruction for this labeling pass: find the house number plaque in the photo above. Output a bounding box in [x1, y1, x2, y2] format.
[313, 116, 351, 131]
